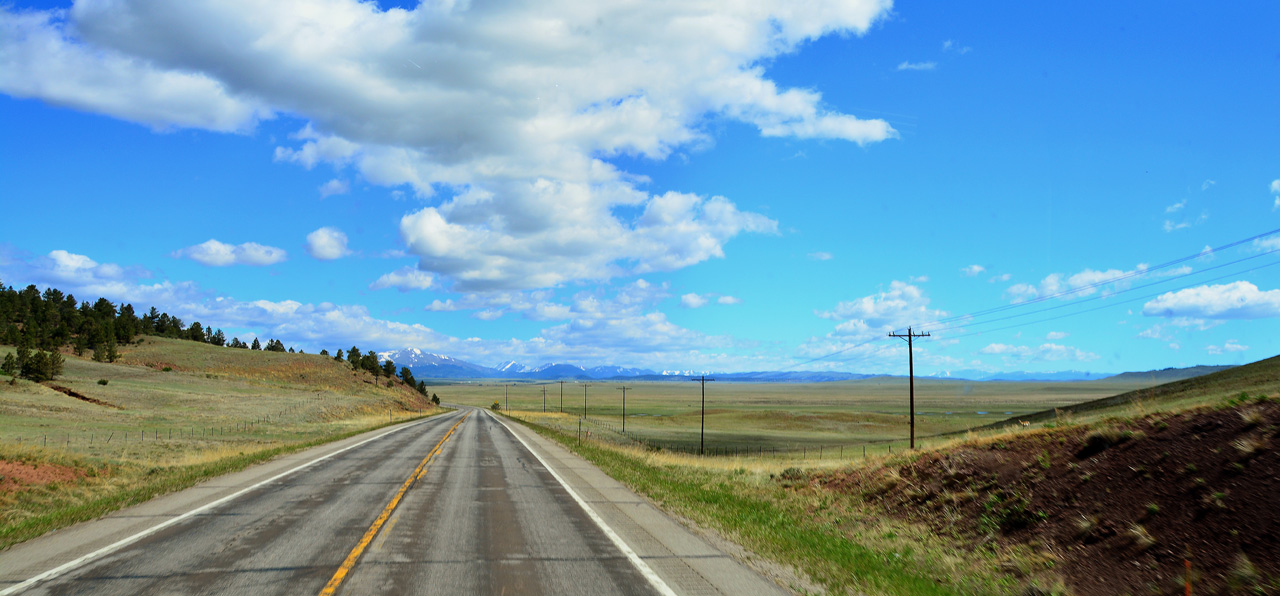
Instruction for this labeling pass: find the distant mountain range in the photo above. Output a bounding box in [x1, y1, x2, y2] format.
[376, 348, 1235, 383]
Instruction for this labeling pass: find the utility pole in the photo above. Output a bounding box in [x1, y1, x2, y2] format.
[504, 384, 510, 412]
[559, 380, 565, 413]
[888, 326, 930, 450]
[690, 375, 715, 455]
[617, 386, 631, 433]
[542, 386, 547, 412]
[582, 383, 591, 419]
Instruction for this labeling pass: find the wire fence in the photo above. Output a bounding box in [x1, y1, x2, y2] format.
[504, 409, 923, 460]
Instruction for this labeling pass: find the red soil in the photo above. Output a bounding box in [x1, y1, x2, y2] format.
[0, 459, 84, 493]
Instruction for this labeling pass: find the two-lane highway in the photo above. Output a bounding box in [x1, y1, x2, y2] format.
[1, 409, 788, 595]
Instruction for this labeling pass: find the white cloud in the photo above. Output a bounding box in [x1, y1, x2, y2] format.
[2, 1, 895, 292]
[1165, 199, 1186, 213]
[989, 273, 1012, 283]
[305, 227, 351, 260]
[1275, 197, 1280, 211]
[809, 251, 833, 261]
[717, 296, 742, 305]
[173, 239, 286, 267]
[1045, 331, 1068, 340]
[369, 266, 434, 292]
[1207, 340, 1248, 355]
[1163, 220, 1190, 232]
[960, 264, 985, 277]
[941, 40, 971, 54]
[1270, 179, 1280, 194]
[897, 61, 936, 71]
[318, 179, 350, 198]
[681, 293, 709, 308]
[1003, 264, 1159, 303]
[1201, 180, 1215, 191]
[910, 275, 929, 283]
[0, 9, 271, 132]
[979, 342, 1099, 362]
[1143, 281, 1280, 320]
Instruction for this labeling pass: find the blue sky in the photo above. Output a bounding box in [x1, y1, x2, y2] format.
[2, 0, 1278, 375]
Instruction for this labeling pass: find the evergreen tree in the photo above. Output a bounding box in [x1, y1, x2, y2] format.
[400, 366, 416, 388]
[334, 349, 344, 361]
[416, 380, 427, 396]
[104, 336, 119, 363]
[431, 393, 440, 405]
[16, 336, 31, 372]
[288, 347, 295, 353]
[1, 353, 15, 376]
[46, 350, 64, 379]
[251, 338, 261, 350]
[188, 322, 206, 343]
[382, 359, 396, 380]
[22, 351, 48, 381]
[348, 346, 360, 364]
[320, 349, 330, 357]
[211, 329, 226, 347]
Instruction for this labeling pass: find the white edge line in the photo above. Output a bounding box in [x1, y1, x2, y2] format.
[0, 413, 457, 596]
[488, 410, 679, 596]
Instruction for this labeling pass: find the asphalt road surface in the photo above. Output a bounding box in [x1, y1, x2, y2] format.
[0, 409, 789, 595]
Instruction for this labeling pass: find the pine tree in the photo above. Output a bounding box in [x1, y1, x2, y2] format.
[105, 336, 119, 363]
[251, 338, 261, 350]
[320, 349, 330, 356]
[1, 353, 15, 376]
[47, 350, 63, 379]
[334, 349, 344, 361]
[23, 351, 48, 381]
[382, 360, 396, 380]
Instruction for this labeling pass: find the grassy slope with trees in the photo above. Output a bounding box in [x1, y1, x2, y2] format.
[0, 280, 449, 549]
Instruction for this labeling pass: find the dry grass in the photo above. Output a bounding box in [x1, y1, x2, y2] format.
[0, 339, 441, 548]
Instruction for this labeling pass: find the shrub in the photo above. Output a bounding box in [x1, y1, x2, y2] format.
[490, 401, 502, 412]
[162, 366, 172, 372]
[97, 379, 109, 386]
[1077, 427, 1126, 458]
[779, 467, 806, 481]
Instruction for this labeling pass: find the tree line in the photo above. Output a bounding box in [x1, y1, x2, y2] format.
[0, 279, 441, 404]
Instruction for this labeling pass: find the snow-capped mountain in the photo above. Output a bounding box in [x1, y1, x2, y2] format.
[376, 348, 496, 378]
[495, 361, 530, 374]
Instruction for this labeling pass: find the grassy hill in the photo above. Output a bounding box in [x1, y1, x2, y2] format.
[0, 337, 440, 549]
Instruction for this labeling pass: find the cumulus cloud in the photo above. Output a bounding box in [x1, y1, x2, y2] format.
[318, 179, 350, 198]
[1271, 179, 1280, 194]
[1, 1, 895, 291]
[681, 293, 709, 308]
[1045, 331, 1068, 340]
[1003, 264, 1168, 303]
[796, 281, 951, 371]
[960, 264, 985, 277]
[809, 251, 834, 261]
[1206, 340, 1248, 355]
[979, 342, 1099, 363]
[306, 227, 351, 260]
[1142, 281, 1280, 320]
[717, 296, 742, 305]
[369, 266, 434, 292]
[897, 61, 936, 71]
[173, 239, 286, 266]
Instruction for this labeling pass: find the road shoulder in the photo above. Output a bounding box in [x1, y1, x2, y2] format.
[0, 413, 455, 592]
[491, 411, 798, 596]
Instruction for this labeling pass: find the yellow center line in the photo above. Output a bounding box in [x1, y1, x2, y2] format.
[319, 412, 470, 596]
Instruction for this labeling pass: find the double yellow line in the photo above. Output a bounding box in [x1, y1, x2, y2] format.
[319, 412, 470, 596]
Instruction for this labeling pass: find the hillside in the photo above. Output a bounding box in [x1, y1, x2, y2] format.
[807, 354, 1280, 595]
[974, 355, 1280, 431]
[0, 337, 438, 549]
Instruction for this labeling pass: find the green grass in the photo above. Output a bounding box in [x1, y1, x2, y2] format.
[511, 414, 1028, 595]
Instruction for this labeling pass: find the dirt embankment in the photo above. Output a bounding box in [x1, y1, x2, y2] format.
[42, 383, 123, 409]
[0, 459, 85, 493]
[813, 398, 1280, 595]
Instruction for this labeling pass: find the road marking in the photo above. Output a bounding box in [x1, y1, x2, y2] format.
[318, 412, 469, 596]
[0, 413, 459, 596]
[488, 411, 679, 596]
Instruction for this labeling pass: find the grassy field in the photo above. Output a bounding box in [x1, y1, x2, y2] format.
[0, 337, 440, 549]
[444, 377, 1154, 455]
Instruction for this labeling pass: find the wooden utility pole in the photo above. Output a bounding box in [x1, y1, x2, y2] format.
[690, 375, 715, 455]
[888, 327, 929, 449]
[559, 380, 565, 413]
[617, 386, 631, 433]
[504, 384, 509, 412]
[542, 386, 547, 412]
[582, 383, 591, 419]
